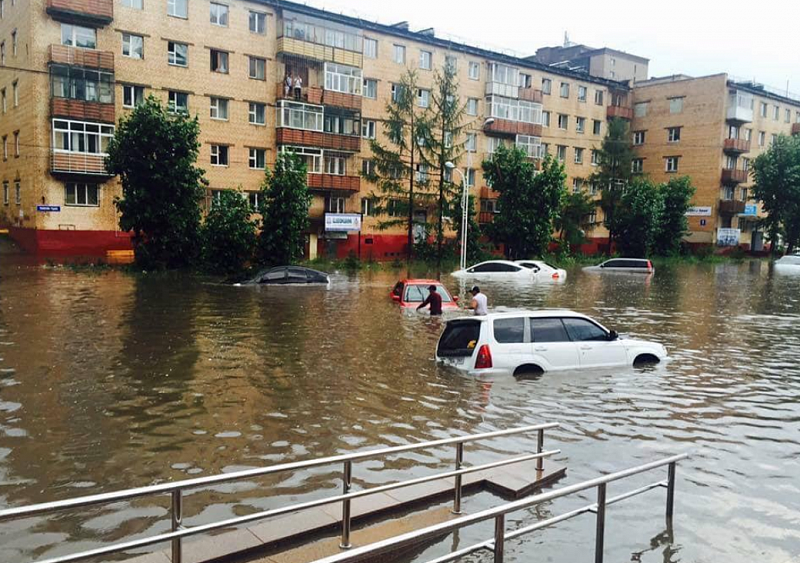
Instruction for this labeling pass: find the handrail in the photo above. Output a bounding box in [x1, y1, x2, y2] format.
[311, 453, 689, 563]
[1, 423, 558, 563]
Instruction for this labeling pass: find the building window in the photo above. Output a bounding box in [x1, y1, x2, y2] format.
[542, 111, 550, 127]
[594, 90, 604, 105]
[363, 78, 377, 99]
[556, 145, 566, 162]
[771, 133, 777, 145]
[557, 114, 568, 130]
[665, 156, 679, 172]
[574, 147, 584, 164]
[325, 62, 362, 95]
[122, 85, 144, 107]
[593, 120, 601, 135]
[65, 183, 99, 206]
[758, 131, 765, 146]
[122, 33, 144, 59]
[591, 150, 599, 166]
[744, 128, 752, 141]
[632, 158, 643, 173]
[468, 61, 480, 80]
[209, 97, 228, 120]
[393, 44, 405, 64]
[52, 119, 114, 156]
[361, 159, 375, 177]
[12, 80, 18, 107]
[324, 155, 347, 176]
[465, 133, 477, 152]
[249, 11, 266, 34]
[467, 98, 478, 116]
[51, 65, 113, 103]
[634, 102, 648, 117]
[247, 191, 260, 210]
[281, 145, 322, 173]
[2, 182, 7, 205]
[785, 109, 791, 123]
[361, 197, 376, 216]
[0, 42, 4, 66]
[248, 148, 265, 169]
[577, 86, 587, 102]
[419, 50, 431, 70]
[324, 113, 360, 137]
[1, 88, 4, 113]
[1, 136, 6, 160]
[560, 82, 569, 98]
[542, 78, 551, 95]
[759, 102, 767, 117]
[361, 119, 376, 139]
[13, 130, 18, 157]
[391, 83, 404, 102]
[14, 180, 20, 204]
[277, 100, 324, 131]
[363, 38, 377, 59]
[61, 24, 96, 49]
[168, 41, 188, 66]
[576, 117, 585, 134]
[167, 0, 187, 18]
[445, 55, 457, 71]
[725, 155, 737, 169]
[572, 178, 582, 194]
[210, 145, 229, 166]
[249, 56, 266, 80]
[327, 196, 346, 214]
[249, 102, 265, 125]
[632, 130, 645, 145]
[122, 0, 143, 8]
[417, 89, 430, 108]
[11, 30, 17, 56]
[210, 49, 228, 73]
[168, 91, 188, 113]
[518, 73, 532, 89]
[668, 127, 681, 143]
[210, 3, 228, 26]
[487, 95, 541, 124]
[773, 105, 780, 120]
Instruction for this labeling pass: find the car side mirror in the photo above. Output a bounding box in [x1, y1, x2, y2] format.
[453, 296, 459, 302]
[391, 294, 400, 302]
[600, 264, 605, 268]
[608, 330, 618, 341]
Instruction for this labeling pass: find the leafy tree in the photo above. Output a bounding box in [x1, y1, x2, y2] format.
[106, 95, 206, 269]
[752, 134, 800, 255]
[555, 190, 597, 249]
[200, 189, 258, 274]
[482, 147, 565, 259]
[611, 177, 664, 257]
[592, 117, 635, 252]
[257, 152, 312, 266]
[654, 176, 695, 256]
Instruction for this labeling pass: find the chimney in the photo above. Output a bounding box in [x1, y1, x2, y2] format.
[391, 21, 409, 31]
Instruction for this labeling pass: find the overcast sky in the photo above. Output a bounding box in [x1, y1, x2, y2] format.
[303, 0, 800, 97]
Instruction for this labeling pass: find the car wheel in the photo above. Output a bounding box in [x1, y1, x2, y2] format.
[514, 364, 544, 378]
[633, 354, 660, 367]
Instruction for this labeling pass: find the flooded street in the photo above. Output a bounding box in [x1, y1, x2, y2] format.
[1, 254, 800, 562]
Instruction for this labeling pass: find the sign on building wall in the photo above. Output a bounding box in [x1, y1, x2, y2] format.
[36, 206, 61, 212]
[742, 204, 758, 216]
[325, 213, 361, 232]
[686, 206, 712, 216]
[717, 228, 741, 247]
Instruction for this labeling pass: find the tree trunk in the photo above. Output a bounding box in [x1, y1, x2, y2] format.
[407, 111, 415, 263]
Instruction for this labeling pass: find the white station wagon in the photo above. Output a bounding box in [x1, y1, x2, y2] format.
[436, 310, 667, 376]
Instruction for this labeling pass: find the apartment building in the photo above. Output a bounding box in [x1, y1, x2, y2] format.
[0, 0, 628, 257]
[532, 43, 649, 83]
[630, 74, 800, 251]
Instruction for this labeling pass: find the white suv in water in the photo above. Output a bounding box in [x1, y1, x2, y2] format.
[436, 311, 667, 376]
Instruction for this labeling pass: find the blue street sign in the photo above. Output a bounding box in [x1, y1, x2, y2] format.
[37, 206, 61, 212]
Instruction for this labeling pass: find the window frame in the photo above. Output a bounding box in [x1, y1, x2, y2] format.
[248, 56, 266, 80]
[210, 49, 229, 74]
[419, 50, 432, 70]
[393, 44, 405, 64]
[167, 41, 188, 67]
[209, 96, 229, 120]
[665, 156, 680, 173]
[209, 2, 229, 27]
[468, 61, 480, 80]
[167, 0, 187, 18]
[122, 84, 144, 108]
[121, 32, 144, 59]
[248, 10, 266, 34]
[64, 182, 100, 207]
[363, 37, 377, 59]
[248, 101, 266, 125]
[210, 144, 229, 167]
[248, 147, 266, 169]
[168, 90, 189, 113]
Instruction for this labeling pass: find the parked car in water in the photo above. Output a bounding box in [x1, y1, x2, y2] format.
[774, 254, 800, 272]
[451, 260, 534, 279]
[583, 258, 654, 275]
[391, 279, 460, 310]
[514, 260, 567, 280]
[436, 310, 667, 376]
[239, 266, 330, 285]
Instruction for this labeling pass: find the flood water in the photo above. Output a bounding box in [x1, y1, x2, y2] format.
[1, 250, 800, 563]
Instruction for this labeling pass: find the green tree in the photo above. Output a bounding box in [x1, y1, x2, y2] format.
[751, 134, 800, 255]
[482, 147, 565, 259]
[257, 152, 312, 266]
[592, 117, 635, 252]
[106, 95, 206, 269]
[555, 190, 597, 249]
[654, 176, 695, 256]
[611, 177, 664, 257]
[200, 189, 258, 274]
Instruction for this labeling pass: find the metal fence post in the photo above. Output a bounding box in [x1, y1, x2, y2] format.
[594, 483, 607, 563]
[452, 442, 464, 514]
[171, 489, 183, 563]
[493, 514, 505, 562]
[666, 461, 676, 520]
[536, 429, 544, 472]
[340, 460, 353, 549]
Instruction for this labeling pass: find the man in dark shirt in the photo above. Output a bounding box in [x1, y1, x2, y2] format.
[417, 285, 443, 315]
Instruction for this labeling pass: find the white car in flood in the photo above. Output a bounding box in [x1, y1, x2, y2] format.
[515, 260, 567, 281]
[436, 311, 667, 376]
[774, 254, 800, 272]
[451, 260, 532, 279]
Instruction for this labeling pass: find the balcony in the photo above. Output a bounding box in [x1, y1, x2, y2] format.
[276, 37, 362, 68]
[607, 105, 634, 120]
[719, 199, 746, 215]
[46, 0, 113, 25]
[307, 174, 360, 192]
[726, 105, 753, 124]
[792, 123, 800, 136]
[49, 44, 114, 69]
[277, 84, 362, 111]
[478, 211, 496, 224]
[518, 88, 543, 103]
[51, 151, 112, 176]
[51, 98, 115, 123]
[276, 128, 360, 152]
[484, 119, 542, 138]
[485, 82, 519, 99]
[721, 168, 749, 185]
[723, 138, 751, 154]
[479, 186, 500, 199]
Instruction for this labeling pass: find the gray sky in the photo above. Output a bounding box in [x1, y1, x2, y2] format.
[303, 0, 800, 98]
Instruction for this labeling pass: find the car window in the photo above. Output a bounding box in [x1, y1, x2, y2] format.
[438, 320, 481, 357]
[392, 282, 403, 295]
[473, 262, 522, 272]
[530, 318, 569, 342]
[404, 285, 426, 302]
[493, 317, 525, 343]
[435, 286, 453, 303]
[778, 256, 800, 265]
[603, 260, 624, 268]
[288, 267, 308, 281]
[544, 263, 559, 270]
[518, 262, 539, 271]
[563, 318, 608, 341]
[262, 268, 286, 281]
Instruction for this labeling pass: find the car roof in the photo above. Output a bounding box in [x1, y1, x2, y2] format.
[401, 279, 444, 284]
[603, 258, 650, 262]
[515, 260, 546, 265]
[469, 260, 521, 267]
[446, 309, 588, 322]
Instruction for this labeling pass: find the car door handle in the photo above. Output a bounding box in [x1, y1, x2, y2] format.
[534, 346, 547, 352]
[580, 345, 592, 350]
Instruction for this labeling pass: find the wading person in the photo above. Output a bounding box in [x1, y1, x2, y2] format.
[417, 285, 443, 316]
[469, 286, 488, 316]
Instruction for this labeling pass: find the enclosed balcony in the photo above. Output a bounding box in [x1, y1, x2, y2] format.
[276, 84, 362, 111]
[49, 44, 114, 70]
[726, 90, 754, 124]
[719, 199, 746, 215]
[50, 63, 115, 123]
[484, 118, 542, 138]
[51, 98, 115, 123]
[51, 119, 114, 176]
[792, 123, 800, 136]
[518, 88, 543, 104]
[607, 105, 634, 120]
[721, 168, 749, 185]
[51, 152, 111, 176]
[276, 128, 360, 152]
[307, 173, 360, 192]
[478, 211, 496, 224]
[723, 138, 751, 154]
[278, 12, 363, 67]
[46, 0, 113, 26]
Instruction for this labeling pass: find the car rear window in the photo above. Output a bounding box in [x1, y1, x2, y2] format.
[405, 285, 453, 303]
[563, 318, 608, 341]
[530, 318, 569, 342]
[518, 262, 539, 270]
[438, 320, 481, 357]
[493, 317, 525, 343]
[605, 259, 647, 268]
[471, 263, 521, 273]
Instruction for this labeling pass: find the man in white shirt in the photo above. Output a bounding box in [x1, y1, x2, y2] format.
[469, 286, 488, 316]
[293, 75, 303, 100]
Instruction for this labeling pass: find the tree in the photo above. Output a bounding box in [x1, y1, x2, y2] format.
[654, 176, 695, 256]
[752, 134, 800, 255]
[592, 117, 635, 252]
[482, 147, 565, 259]
[611, 177, 664, 257]
[106, 95, 206, 269]
[257, 152, 312, 266]
[200, 189, 258, 274]
[555, 190, 597, 250]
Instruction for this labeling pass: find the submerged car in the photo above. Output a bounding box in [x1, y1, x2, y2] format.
[774, 254, 800, 272]
[436, 310, 667, 376]
[451, 260, 534, 279]
[391, 279, 460, 310]
[583, 258, 654, 275]
[241, 266, 330, 285]
[515, 260, 567, 280]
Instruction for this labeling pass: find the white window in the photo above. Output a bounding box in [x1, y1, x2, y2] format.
[560, 82, 570, 98]
[210, 3, 228, 26]
[771, 133, 777, 145]
[465, 168, 476, 188]
[363, 38, 377, 59]
[785, 109, 791, 123]
[277, 100, 323, 131]
[61, 24, 96, 49]
[122, 0, 143, 8]
[633, 131, 645, 145]
[281, 146, 322, 173]
[542, 111, 550, 127]
[52, 118, 114, 155]
[488, 95, 541, 124]
[572, 178, 582, 194]
[591, 150, 599, 166]
[327, 196, 346, 213]
[773, 105, 780, 120]
[593, 120, 602, 135]
[64, 183, 99, 206]
[168, 41, 188, 66]
[391, 83, 404, 102]
[419, 50, 431, 70]
[122, 33, 144, 59]
[14, 180, 20, 204]
[210, 145, 229, 166]
[1, 88, 5, 113]
[1, 182, 6, 205]
[725, 155, 737, 169]
[209, 97, 228, 120]
[487, 137, 506, 154]
[665, 156, 679, 172]
[247, 191, 260, 210]
[249, 11, 266, 34]
[516, 134, 542, 158]
[249, 56, 266, 80]
[577, 86, 587, 102]
[361, 159, 375, 177]
[363, 79, 377, 99]
[556, 145, 566, 161]
[744, 128, 752, 141]
[361, 119, 376, 139]
[518, 73, 532, 89]
[12, 80, 18, 107]
[0, 42, 4, 66]
[361, 197, 376, 216]
[324, 62, 362, 95]
[668, 127, 681, 143]
[210, 49, 228, 73]
[576, 117, 585, 134]
[414, 163, 429, 183]
[758, 131, 765, 146]
[167, 0, 187, 18]
[468, 61, 480, 80]
[393, 44, 405, 64]
[122, 85, 144, 108]
[249, 148, 265, 169]
[631, 158, 643, 173]
[13, 130, 19, 156]
[444, 131, 452, 148]
[574, 147, 584, 164]
[467, 98, 478, 116]
[742, 157, 750, 171]
[557, 114, 568, 130]
[417, 89, 430, 108]
[168, 91, 188, 113]
[11, 30, 17, 56]
[634, 102, 648, 117]
[466, 133, 477, 152]
[594, 90, 604, 105]
[760, 102, 767, 117]
[669, 97, 684, 114]
[542, 78, 551, 95]
[325, 155, 346, 175]
[249, 102, 265, 125]
[1, 136, 5, 160]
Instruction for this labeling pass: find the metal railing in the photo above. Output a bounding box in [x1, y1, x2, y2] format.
[311, 453, 688, 563]
[0, 423, 559, 563]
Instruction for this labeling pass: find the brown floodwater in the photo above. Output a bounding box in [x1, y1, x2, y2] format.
[1, 250, 799, 562]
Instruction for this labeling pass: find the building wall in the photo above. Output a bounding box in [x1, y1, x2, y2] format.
[589, 52, 648, 83]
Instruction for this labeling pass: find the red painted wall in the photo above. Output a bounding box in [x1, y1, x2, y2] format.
[9, 227, 133, 256]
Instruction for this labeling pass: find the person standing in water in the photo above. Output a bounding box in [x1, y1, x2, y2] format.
[469, 286, 488, 315]
[417, 285, 443, 316]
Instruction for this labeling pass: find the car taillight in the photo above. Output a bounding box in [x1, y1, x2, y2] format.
[475, 344, 493, 369]
[552, 272, 559, 279]
[647, 260, 653, 271]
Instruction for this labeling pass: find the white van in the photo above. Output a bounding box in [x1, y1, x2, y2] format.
[436, 311, 667, 376]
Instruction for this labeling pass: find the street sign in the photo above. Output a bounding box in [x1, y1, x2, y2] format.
[37, 205, 61, 212]
[717, 228, 740, 247]
[742, 204, 757, 216]
[686, 206, 712, 216]
[325, 213, 361, 232]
